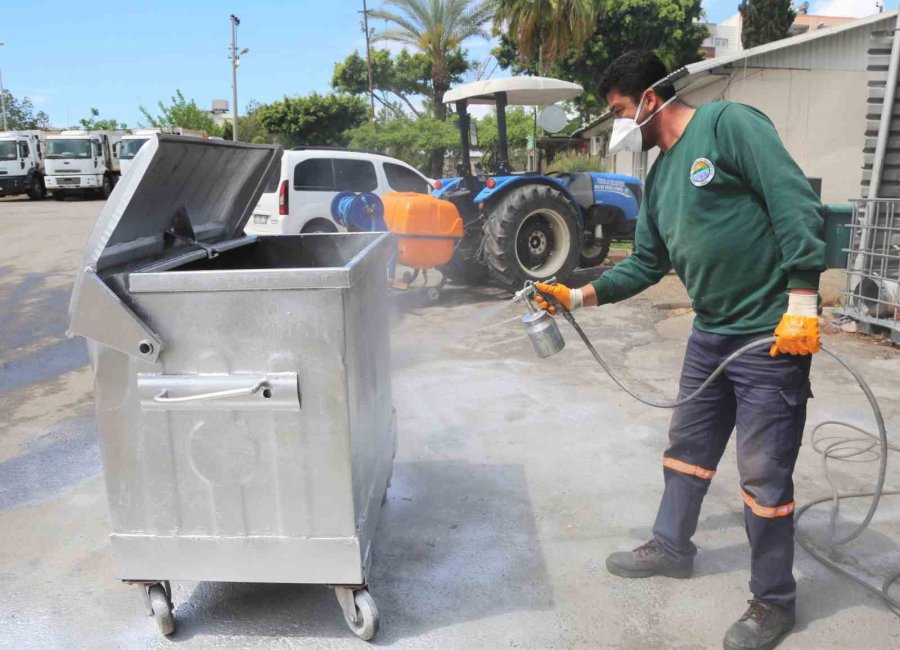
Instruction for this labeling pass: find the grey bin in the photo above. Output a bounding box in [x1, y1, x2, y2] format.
[67, 135, 395, 641]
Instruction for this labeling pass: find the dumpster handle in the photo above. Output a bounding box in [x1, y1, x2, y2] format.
[153, 379, 270, 403]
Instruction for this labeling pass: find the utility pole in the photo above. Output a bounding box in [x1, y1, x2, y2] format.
[0, 42, 7, 132]
[360, 0, 376, 124]
[229, 15, 247, 142]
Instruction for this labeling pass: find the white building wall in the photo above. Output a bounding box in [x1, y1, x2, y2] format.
[591, 67, 867, 203]
[684, 68, 867, 203]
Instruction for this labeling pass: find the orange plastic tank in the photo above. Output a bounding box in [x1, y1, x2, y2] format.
[382, 192, 464, 269]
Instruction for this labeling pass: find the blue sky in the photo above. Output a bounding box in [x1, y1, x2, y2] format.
[1, 0, 895, 128]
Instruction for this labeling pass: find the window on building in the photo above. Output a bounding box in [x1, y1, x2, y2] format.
[334, 159, 378, 192]
[715, 38, 729, 47]
[384, 162, 429, 193]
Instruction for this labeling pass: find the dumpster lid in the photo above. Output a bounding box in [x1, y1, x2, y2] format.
[78, 134, 282, 275]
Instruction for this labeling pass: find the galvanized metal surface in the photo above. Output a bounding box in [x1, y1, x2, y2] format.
[839, 199, 900, 342]
[862, 13, 900, 199]
[68, 138, 396, 592]
[76, 135, 281, 275]
[522, 310, 566, 359]
[127, 232, 387, 293]
[67, 267, 164, 363]
[93, 233, 395, 584]
[68, 136, 282, 362]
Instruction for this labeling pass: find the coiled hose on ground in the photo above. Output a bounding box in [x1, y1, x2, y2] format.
[554, 305, 899, 615]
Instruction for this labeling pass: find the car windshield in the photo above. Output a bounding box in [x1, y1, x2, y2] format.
[119, 138, 149, 159]
[0, 142, 17, 160]
[45, 139, 92, 159]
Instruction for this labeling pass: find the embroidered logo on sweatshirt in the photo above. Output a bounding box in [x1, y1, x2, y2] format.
[690, 158, 715, 187]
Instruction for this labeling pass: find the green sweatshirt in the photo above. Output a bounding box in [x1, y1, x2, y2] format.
[592, 101, 825, 335]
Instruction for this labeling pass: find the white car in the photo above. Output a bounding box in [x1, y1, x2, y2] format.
[245, 148, 432, 235]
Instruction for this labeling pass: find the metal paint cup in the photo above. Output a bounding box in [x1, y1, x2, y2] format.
[522, 309, 565, 358]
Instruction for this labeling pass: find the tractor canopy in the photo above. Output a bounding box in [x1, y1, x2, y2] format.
[443, 77, 583, 106]
[444, 76, 584, 176]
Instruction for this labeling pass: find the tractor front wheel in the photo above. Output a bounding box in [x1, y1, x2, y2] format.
[579, 239, 610, 268]
[482, 185, 581, 292]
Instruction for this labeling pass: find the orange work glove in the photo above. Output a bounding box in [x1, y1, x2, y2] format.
[770, 292, 820, 357]
[534, 282, 583, 315]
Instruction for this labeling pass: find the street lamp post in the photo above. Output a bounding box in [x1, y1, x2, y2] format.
[0, 42, 8, 132]
[229, 15, 249, 142]
[359, 1, 375, 124]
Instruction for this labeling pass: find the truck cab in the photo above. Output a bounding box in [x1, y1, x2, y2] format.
[119, 128, 207, 176]
[44, 130, 125, 200]
[0, 130, 47, 200]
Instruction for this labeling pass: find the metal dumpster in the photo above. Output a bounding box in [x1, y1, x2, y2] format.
[67, 135, 396, 640]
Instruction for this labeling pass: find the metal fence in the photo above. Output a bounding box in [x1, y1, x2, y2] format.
[838, 198, 900, 344]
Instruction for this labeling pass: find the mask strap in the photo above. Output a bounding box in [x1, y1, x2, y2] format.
[637, 94, 677, 127]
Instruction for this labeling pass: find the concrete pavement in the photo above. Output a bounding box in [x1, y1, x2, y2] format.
[1, 196, 899, 648]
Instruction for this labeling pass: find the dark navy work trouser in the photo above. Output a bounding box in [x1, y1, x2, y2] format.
[652, 326, 812, 609]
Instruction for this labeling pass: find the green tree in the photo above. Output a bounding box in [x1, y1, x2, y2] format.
[473, 107, 534, 170]
[0, 90, 50, 130]
[140, 90, 223, 136]
[491, 0, 599, 72]
[739, 0, 795, 49]
[257, 93, 368, 148]
[346, 107, 534, 173]
[370, 0, 492, 176]
[222, 100, 273, 143]
[76, 107, 126, 130]
[494, 0, 707, 117]
[332, 48, 469, 118]
[347, 114, 459, 173]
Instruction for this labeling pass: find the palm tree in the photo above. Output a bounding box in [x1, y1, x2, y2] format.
[492, 0, 599, 72]
[371, 0, 493, 176]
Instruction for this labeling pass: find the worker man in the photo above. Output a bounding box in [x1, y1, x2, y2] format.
[536, 50, 824, 650]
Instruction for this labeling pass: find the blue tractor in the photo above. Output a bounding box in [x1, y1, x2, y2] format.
[433, 77, 642, 292]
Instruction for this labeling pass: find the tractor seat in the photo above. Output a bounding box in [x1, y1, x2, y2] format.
[560, 172, 594, 210]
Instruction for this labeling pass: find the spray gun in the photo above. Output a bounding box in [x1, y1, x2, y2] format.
[512, 280, 568, 358]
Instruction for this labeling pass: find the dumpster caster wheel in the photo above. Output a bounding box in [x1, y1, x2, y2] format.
[149, 583, 175, 636]
[337, 587, 379, 641]
[427, 287, 441, 301]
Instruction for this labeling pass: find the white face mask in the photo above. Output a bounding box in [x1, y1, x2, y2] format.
[609, 85, 677, 154]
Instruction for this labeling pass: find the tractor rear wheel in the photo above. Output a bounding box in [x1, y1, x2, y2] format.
[482, 185, 581, 292]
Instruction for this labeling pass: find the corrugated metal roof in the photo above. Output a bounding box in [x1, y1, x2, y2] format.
[675, 10, 896, 78]
[860, 24, 900, 198]
[574, 10, 898, 136]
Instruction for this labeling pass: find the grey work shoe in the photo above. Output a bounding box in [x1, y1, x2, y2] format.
[605, 539, 694, 579]
[723, 599, 796, 650]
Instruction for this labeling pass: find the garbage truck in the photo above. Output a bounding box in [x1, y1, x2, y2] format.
[0, 130, 48, 200]
[44, 129, 125, 200]
[119, 128, 206, 176]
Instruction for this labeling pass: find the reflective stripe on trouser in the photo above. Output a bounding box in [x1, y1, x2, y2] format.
[651, 327, 811, 609]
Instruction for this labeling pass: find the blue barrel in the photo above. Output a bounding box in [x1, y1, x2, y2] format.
[330, 192, 387, 232]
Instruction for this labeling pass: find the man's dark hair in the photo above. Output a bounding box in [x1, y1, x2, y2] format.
[598, 50, 675, 103]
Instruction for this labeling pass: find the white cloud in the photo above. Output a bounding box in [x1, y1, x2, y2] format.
[24, 92, 51, 106]
[811, 0, 883, 17]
